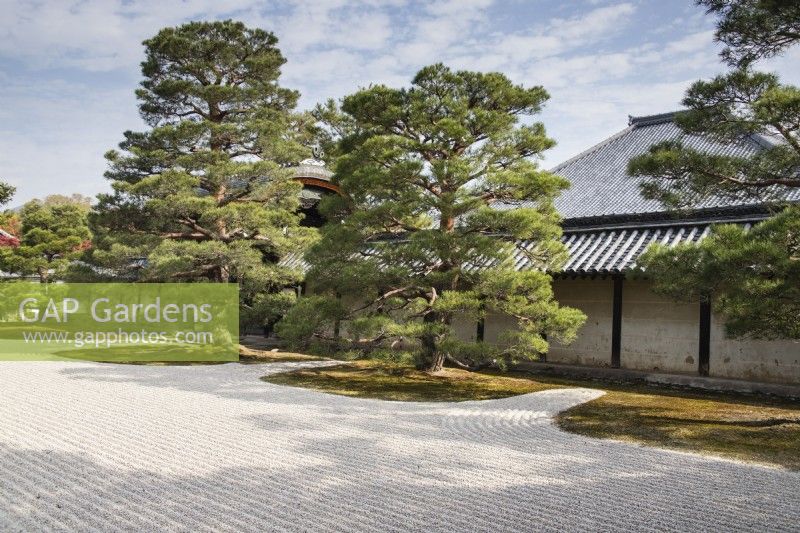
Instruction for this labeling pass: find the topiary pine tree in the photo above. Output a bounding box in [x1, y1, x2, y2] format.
[628, 2, 800, 340]
[277, 64, 585, 372]
[0, 199, 91, 283]
[93, 21, 315, 316]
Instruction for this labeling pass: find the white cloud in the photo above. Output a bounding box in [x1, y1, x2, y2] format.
[540, 78, 693, 167]
[550, 3, 636, 42]
[527, 52, 635, 89]
[760, 46, 800, 85]
[1, 0, 799, 204]
[666, 30, 715, 54]
[266, 1, 402, 53]
[0, 0, 262, 71]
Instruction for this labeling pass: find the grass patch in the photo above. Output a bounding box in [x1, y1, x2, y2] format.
[264, 359, 800, 469]
[556, 383, 800, 470]
[263, 360, 564, 401]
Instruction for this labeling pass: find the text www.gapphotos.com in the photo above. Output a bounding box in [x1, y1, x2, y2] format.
[21, 329, 214, 348]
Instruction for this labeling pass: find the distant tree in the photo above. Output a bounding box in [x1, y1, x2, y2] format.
[628, 1, 800, 340]
[92, 21, 315, 317]
[0, 182, 19, 248]
[0, 200, 91, 283]
[699, 0, 800, 67]
[0, 181, 13, 207]
[0, 213, 20, 240]
[42, 194, 94, 209]
[277, 64, 584, 372]
[0, 181, 18, 243]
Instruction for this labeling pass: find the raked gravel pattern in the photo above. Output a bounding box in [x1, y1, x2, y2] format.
[0, 360, 799, 532]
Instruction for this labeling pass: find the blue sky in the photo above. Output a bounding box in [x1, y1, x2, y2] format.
[1, 0, 798, 205]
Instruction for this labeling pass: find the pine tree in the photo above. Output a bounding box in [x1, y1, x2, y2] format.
[638, 207, 800, 339]
[699, 0, 800, 67]
[628, 1, 800, 339]
[92, 20, 315, 323]
[628, 69, 800, 207]
[277, 64, 584, 372]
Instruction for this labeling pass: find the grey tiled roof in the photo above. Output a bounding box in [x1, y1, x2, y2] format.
[280, 250, 310, 272]
[550, 112, 797, 220]
[281, 220, 755, 276]
[549, 221, 748, 274]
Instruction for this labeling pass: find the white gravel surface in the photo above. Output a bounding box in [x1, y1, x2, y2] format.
[0, 360, 798, 532]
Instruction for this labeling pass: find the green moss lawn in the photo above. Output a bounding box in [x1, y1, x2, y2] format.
[264, 359, 800, 470]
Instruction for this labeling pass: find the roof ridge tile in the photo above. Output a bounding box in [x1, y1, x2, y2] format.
[627, 111, 681, 127]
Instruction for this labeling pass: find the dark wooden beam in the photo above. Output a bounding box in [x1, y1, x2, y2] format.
[699, 299, 711, 377]
[611, 275, 623, 368]
[476, 299, 486, 343]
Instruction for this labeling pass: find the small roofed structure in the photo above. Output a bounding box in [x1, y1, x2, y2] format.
[292, 158, 341, 227]
[0, 228, 19, 248]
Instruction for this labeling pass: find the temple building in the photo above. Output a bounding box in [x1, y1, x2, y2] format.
[291, 113, 799, 384]
[478, 112, 799, 384]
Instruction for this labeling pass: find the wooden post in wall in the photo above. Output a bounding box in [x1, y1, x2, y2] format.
[699, 298, 711, 377]
[611, 275, 623, 368]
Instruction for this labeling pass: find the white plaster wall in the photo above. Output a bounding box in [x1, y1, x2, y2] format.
[548, 278, 613, 366]
[709, 313, 800, 383]
[480, 278, 613, 366]
[307, 277, 800, 384]
[451, 315, 477, 343]
[619, 280, 699, 374]
[483, 311, 519, 346]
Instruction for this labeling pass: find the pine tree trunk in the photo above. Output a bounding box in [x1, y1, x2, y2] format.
[217, 265, 230, 283]
[421, 312, 446, 373]
[425, 349, 446, 373]
[38, 266, 48, 284]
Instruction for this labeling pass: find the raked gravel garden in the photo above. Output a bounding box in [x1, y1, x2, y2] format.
[1, 359, 799, 532]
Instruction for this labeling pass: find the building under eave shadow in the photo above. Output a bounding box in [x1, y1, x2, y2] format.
[469, 112, 798, 384]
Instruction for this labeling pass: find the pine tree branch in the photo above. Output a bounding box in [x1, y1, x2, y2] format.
[178, 217, 217, 240]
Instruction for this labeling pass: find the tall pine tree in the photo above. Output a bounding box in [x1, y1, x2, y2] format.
[93, 21, 314, 312]
[278, 64, 584, 372]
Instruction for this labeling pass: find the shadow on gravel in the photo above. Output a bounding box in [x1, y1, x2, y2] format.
[0, 363, 798, 531]
[1, 441, 797, 532]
